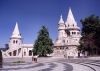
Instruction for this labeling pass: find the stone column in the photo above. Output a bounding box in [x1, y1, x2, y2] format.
[17, 49, 18, 56]
[27, 47, 28, 56]
[12, 51, 13, 56]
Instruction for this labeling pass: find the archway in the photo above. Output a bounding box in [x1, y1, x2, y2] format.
[13, 50, 16, 56]
[24, 52, 26, 56]
[9, 52, 11, 56]
[29, 50, 32, 56]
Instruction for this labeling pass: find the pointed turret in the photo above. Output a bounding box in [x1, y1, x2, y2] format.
[65, 7, 77, 26]
[11, 22, 21, 38]
[59, 15, 64, 24]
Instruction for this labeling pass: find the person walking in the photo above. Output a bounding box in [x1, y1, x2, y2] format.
[34, 55, 38, 63]
[78, 51, 80, 58]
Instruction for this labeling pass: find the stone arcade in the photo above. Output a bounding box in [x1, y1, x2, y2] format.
[2, 23, 33, 58]
[2, 8, 81, 58]
[53, 8, 81, 57]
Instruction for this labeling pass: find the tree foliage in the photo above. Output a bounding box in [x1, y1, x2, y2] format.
[78, 14, 100, 55]
[0, 50, 2, 62]
[3, 44, 9, 51]
[33, 26, 53, 56]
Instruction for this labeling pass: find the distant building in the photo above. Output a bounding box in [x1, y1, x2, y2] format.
[2, 22, 33, 58]
[53, 8, 81, 57]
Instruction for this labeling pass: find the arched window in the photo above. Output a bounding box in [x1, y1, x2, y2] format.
[13, 40, 15, 44]
[77, 32, 80, 35]
[74, 32, 76, 34]
[68, 24, 69, 27]
[72, 32, 73, 34]
[73, 24, 74, 26]
[24, 52, 26, 56]
[29, 50, 32, 56]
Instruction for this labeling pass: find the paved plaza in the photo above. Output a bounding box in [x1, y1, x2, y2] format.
[0, 57, 100, 71]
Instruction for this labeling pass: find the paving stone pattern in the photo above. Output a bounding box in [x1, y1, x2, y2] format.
[0, 57, 100, 71]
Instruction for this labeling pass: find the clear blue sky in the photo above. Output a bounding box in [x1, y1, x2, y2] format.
[0, 0, 100, 48]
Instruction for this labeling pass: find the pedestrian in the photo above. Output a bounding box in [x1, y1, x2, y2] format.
[34, 55, 38, 63]
[32, 56, 34, 62]
[78, 51, 80, 58]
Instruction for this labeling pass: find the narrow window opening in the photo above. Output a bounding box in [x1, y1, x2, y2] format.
[13, 40, 15, 44]
[68, 24, 69, 27]
[16, 40, 18, 44]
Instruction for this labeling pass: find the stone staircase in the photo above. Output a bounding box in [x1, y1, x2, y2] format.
[2, 46, 22, 58]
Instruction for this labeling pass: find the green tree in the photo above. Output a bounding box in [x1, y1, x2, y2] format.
[0, 50, 2, 62]
[33, 26, 53, 56]
[3, 44, 9, 51]
[78, 14, 100, 55]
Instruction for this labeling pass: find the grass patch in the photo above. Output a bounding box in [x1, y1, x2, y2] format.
[13, 61, 25, 63]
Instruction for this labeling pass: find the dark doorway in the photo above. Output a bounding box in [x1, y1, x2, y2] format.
[29, 50, 32, 56]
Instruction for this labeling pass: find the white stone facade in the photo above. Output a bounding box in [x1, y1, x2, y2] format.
[2, 8, 81, 58]
[2, 22, 33, 58]
[54, 8, 81, 57]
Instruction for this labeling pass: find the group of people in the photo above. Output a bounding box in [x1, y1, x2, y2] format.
[78, 51, 85, 58]
[32, 55, 38, 63]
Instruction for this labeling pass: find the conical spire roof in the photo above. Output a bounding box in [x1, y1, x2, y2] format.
[59, 15, 64, 24]
[11, 22, 21, 38]
[65, 7, 77, 26]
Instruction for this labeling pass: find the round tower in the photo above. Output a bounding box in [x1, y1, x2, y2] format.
[9, 22, 22, 49]
[58, 15, 66, 38]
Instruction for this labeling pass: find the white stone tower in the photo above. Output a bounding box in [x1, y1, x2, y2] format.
[54, 8, 81, 57]
[58, 15, 66, 38]
[65, 7, 81, 44]
[9, 22, 22, 50]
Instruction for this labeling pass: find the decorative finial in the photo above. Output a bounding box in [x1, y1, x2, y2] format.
[59, 14, 64, 24]
[69, 7, 71, 10]
[60, 14, 62, 18]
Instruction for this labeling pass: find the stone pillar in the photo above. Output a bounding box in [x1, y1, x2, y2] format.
[27, 48, 28, 56]
[17, 49, 18, 56]
[22, 48, 23, 57]
[12, 51, 13, 56]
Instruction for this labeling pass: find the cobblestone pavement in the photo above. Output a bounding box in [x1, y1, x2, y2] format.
[0, 57, 100, 71]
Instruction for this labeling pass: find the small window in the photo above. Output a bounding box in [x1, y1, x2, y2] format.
[74, 32, 76, 34]
[72, 32, 74, 34]
[63, 40, 65, 43]
[73, 24, 74, 26]
[56, 47, 59, 50]
[13, 40, 15, 43]
[16, 40, 18, 44]
[77, 32, 80, 35]
[68, 24, 69, 27]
